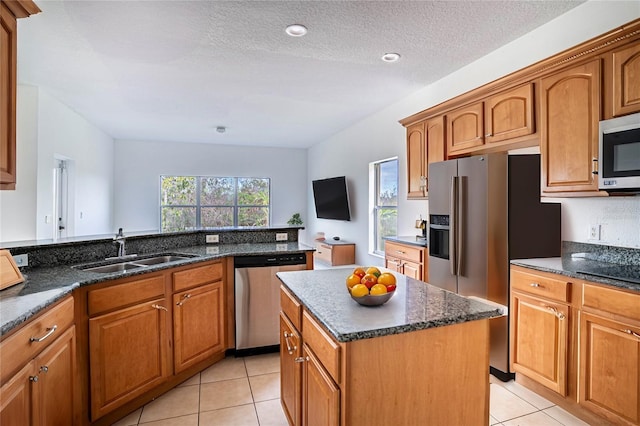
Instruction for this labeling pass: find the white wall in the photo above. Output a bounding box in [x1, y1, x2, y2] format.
[307, 1, 640, 265]
[35, 89, 115, 240]
[0, 86, 115, 243]
[0, 86, 39, 242]
[113, 140, 308, 233]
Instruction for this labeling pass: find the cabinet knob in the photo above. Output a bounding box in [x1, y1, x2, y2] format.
[39, 366, 49, 373]
[29, 376, 38, 383]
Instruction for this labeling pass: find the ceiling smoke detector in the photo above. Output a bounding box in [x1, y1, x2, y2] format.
[381, 53, 401, 63]
[285, 24, 308, 37]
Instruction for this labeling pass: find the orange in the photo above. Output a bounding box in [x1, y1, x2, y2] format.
[350, 284, 369, 298]
[377, 273, 396, 286]
[366, 267, 381, 277]
[370, 284, 388, 295]
[346, 274, 362, 290]
[352, 267, 366, 278]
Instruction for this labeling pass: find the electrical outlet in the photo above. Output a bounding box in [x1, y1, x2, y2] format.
[276, 233, 288, 241]
[206, 246, 219, 255]
[276, 243, 288, 251]
[206, 234, 219, 243]
[13, 254, 28, 267]
[588, 224, 601, 240]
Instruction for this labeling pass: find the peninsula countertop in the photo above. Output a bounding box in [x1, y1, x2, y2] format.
[276, 268, 503, 343]
[0, 242, 314, 337]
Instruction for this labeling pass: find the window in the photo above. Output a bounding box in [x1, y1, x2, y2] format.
[161, 176, 270, 231]
[369, 158, 398, 255]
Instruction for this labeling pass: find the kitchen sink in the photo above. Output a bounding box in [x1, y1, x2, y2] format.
[76, 253, 199, 273]
[82, 263, 145, 273]
[132, 255, 192, 265]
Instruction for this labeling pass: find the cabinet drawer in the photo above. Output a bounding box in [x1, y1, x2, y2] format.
[314, 243, 333, 264]
[385, 241, 423, 264]
[510, 268, 570, 303]
[173, 261, 223, 292]
[302, 310, 340, 383]
[88, 275, 165, 316]
[582, 283, 640, 322]
[280, 286, 302, 331]
[0, 296, 74, 383]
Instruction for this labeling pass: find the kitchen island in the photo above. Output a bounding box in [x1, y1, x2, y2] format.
[277, 268, 504, 426]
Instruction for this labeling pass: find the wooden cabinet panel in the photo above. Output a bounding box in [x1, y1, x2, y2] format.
[446, 102, 484, 154]
[511, 291, 569, 396]
[280, 313, 301, 426]
[0, 3, 17, 190]
[384, 241, 428, 282]
[612, 42, 640, 117]
[173, 281, 225, 373]
[302, 311, 340, 384]
[540, 60, 601, 193]
[485, 84, 535, 144]
[426, 115, 445, 165]
[313, 241, 355, 266]
[88, 274, 165, 316]
[407, 121, 426, 199]
[302, 344, 339, 426]
[401, 261, 422, 280]
[0, 361, 33, 426]
[89, 298, 170, 420]
[281, 286, 302, 331]
[582, 283, 640, 322]
[579, 312, 640, 425]
[32, 326, 76, 426]
[173, 261, 223, 292]
[510, 267, 570, 303]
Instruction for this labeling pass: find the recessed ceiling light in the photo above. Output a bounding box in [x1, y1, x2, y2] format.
[285, 24, 308, 37]
[381, 53, 401, 63]
[216, 126, 226, 133]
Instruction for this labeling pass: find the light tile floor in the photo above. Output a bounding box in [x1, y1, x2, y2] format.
[112, 352, 589, 426]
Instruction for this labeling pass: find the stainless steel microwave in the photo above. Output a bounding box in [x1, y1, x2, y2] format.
[599, 112, 640, 193]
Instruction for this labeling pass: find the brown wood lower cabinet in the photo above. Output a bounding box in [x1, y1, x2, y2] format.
[301, 344, 339, 426]
[384, 241, 428, 281]
[511, 265, 640, 425]
[89, 297, 170, 420]
[280, 314, 301, 426]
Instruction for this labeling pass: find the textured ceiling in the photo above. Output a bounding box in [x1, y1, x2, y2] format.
[17, 1, 585, 148]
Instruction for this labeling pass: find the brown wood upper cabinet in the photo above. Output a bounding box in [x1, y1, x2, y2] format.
[446, 102, 484, 155]
[0, 0, 40, 190]
[485, 83, 535, 145]
[610, 42, 640, 117]
[540, 59, 602, 195]
[406, 116, 445, 199]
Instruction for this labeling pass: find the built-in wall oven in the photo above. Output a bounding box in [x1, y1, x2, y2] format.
[234, 254, 307, 355]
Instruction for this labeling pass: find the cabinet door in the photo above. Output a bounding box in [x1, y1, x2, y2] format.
[510, 291, 569, 396]
[579, 312, 640, 425]
[32, 326, 76, 426]
[407, 121, 426, 199]
[280, 314, 301, 426]
[0, 361, 33, 426]
[402, 260, 422, 281]
[612, 42, 640, 117]
[0, 3, 17, 190]
[173, 281, 225, 373]
[89, 299, 170, 421]
[384, 256, 402, 273]
[540, 60, 601, 193]
[485, 84, 535, 144]
[302, 345, 339, 426]
[446, 102, 484, 154]
[426, 115, 445, 165]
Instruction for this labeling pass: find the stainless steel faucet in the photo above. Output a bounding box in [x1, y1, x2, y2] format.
[114, 228, 126, 257]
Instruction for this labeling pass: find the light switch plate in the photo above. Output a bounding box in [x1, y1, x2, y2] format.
[13, 254, 28, 267]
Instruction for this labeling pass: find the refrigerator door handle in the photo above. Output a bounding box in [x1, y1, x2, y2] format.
[449, 176, 458, 275]
[457, 176, 464, 276]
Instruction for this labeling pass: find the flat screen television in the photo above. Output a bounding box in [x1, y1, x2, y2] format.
[312, 176, 351, 221]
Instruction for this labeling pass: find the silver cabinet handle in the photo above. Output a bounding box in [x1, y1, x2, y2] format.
[39, 366, 49, 373]
[30, 325, 57, 343]
[283, 331, 297, 355]
[152, 304, 168, 312]
[29, 376, 38, 383]
[395, 250, 405, 254]
[530, 282, 541, 288]
[176, 294, 192, 306]
[623, 329, 640, 339]
[545, 306, 565, 320]
[294, 356, 310, 363]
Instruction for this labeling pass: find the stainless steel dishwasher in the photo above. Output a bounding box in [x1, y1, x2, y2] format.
[234, 253, 307, 354]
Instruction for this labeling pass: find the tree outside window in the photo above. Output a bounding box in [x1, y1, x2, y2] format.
[161, 176, 270, 232]
[371, 158, 398, 254]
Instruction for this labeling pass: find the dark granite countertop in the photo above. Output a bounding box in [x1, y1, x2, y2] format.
[511, 257, 640, 292]
[277, 268, 503, 343]
[383, 235, 428, 248]
[0, 242, 314, 337]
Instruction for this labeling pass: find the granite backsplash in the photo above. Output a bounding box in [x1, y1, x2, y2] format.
[562, 241, 640, 265]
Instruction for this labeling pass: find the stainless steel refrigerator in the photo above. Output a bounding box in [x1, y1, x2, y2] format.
[428, 153, 561, 379]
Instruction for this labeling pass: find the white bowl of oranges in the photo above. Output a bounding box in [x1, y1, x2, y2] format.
[346, 267, 397, 306]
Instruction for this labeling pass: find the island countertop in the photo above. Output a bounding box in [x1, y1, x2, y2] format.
[276, 268, 504, 343]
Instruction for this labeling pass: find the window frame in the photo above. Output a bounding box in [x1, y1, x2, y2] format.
[369, 157, 398, 257]
[160, 176, 271, 231]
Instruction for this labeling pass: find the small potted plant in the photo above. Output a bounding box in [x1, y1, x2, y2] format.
[287, 213, 303, 226]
